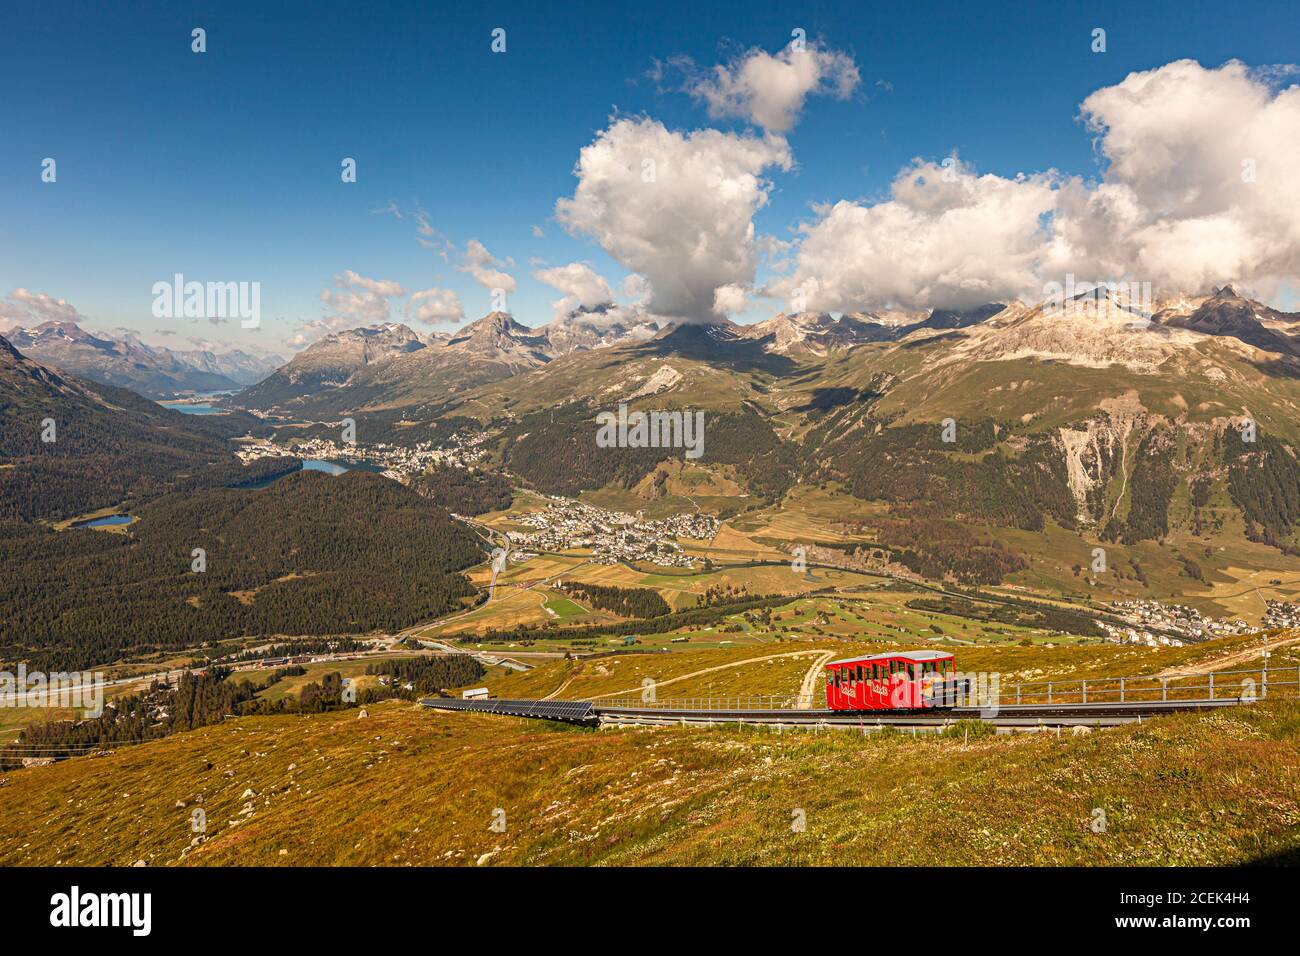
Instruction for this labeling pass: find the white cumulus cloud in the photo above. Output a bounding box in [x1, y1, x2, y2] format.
[320, 270, 405, 324]
[773, 157, 1058, 312]
[407, 287, 465, 324]
[778, 60, 1300, 311]
[712, 283, 748, 316]
[1, 288, 87, 328]
[556, 116, 792, 322]
[534, 262, 616, 319]
[288, 270, 408, 347]
[683, 43, 860, 133]
[1044, 59, 1300, 298]
[459, 239, 517, 295]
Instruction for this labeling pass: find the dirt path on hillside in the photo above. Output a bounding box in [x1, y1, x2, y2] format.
[585, 649, 829, 701]
[541, 669, 581, 701]
[797, 651, 836, 709]
[1157, 634, 1300, 677]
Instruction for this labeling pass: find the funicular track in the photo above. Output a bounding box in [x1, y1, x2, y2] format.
[422, 664, 1295, 732]
[422, 695, 1249, 732]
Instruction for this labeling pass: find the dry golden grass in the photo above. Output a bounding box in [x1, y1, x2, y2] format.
[1, 698, 1296, 866]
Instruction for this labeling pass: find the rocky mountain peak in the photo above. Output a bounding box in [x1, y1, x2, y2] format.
[538, 305, 660, 355]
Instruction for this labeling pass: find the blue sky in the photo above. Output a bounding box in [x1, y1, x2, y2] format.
[2, 0, 1297, 353]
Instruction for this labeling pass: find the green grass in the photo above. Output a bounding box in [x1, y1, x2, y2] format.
[542, 597, 587, 618]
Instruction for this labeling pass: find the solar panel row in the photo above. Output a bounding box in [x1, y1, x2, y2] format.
[421, 698, 596, 723]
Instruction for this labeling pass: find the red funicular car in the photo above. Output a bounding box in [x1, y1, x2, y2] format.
[824, 650, 961, 711]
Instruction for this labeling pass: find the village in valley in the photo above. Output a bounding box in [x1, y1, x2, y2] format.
[1102, 599, 1255, 646]
[507, 498, 720, 567]
[233, 428, 490, 482]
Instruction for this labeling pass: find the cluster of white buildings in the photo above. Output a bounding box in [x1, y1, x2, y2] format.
[1097, 621, 1186, 648]
[1102, 599, 1252, 646]
[507, 498, 718, 567]
[233, 437, 296, 464]
[234, 428, 488, 481]
[1262, 600, 1300, 629]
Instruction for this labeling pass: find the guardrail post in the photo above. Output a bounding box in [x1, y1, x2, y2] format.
[1048, 682, 1052, 704]
[1120, 678, 1125, 703]
[1016, 685, 1021, 705]
[1161, 678, 1167, 702]
[1082, 680, 1087, 705]
[1208, 674, 1214, 701]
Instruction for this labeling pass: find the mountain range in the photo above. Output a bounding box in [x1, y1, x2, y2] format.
[217, 284, 1300, 573]
[234, 308, 661, 414]
[3, 321, 284, 399]
[9, 282, 1300, 581]
[0, 330, 293, 522]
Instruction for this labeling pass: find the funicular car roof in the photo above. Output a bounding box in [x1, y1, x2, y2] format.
[827, 650, 955, 667]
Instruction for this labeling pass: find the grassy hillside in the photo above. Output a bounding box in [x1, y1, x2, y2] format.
[1, 698, 1296, 866]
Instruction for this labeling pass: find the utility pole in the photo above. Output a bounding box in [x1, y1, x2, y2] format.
[1262, 632, 1269, 699]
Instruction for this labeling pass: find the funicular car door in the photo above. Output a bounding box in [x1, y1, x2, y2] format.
[887, 659, 903, 708]
[888, 659, 914, 708]
[919, 660, 937, 708]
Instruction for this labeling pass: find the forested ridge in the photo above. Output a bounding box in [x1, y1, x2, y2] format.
[1, 346, 283, 521]
[366, 655, 485, 692]
[1101, 429, 1178, 544]
[557, 581, 672, 617]
[0, 472, 484, 671]
[411, 463, 513, 515]
[1225, 430, 1300, 553]
[807, 414, 1078, 532]
[501, 402, 797, 503]
[873, 519, 1028, 585]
